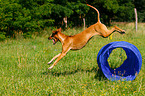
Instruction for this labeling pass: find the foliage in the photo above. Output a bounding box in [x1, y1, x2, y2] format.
[134, 0, 145, 22]
[0, 0, 54, 39]
[87, 0, 135, 25]
[0, 32, 6, 41]
[0, 0, 145, 40]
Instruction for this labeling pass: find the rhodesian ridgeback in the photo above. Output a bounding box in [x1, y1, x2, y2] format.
[47, 4, 125, 69]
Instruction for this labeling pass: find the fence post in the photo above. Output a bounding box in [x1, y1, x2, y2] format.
[83, 18, 85, 30]
[63, 17, 67, 28]
[134, 8, 138, 32]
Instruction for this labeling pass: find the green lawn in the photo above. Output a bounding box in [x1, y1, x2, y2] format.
[0, 23, 145, 95]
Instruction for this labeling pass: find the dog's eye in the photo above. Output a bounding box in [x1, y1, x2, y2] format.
[52, 33, 56, 37]
[52, 31, 58, 36]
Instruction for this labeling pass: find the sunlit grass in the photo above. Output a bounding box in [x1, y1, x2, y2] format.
[0, 22, 145, 95]
[108, 48, 127, 69]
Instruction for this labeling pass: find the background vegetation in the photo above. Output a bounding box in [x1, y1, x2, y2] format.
[0, 0, 145, 40]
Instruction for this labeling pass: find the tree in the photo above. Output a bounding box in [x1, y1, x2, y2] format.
[50, 0, 89, 27]
[0, 0, 24, 36]
[116, 0, 135, 22]
[0, 0, 143, 40]
[86, 0, 134, 25]
[67, 1, 89, 27]
[0, 0, 54, 38]
[134, 0, 145, 22]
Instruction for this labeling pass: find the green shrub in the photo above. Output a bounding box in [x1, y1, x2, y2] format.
[0, 32, 6, 41]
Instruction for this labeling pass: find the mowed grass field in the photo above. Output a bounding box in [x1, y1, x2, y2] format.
[0, 23, 145, 95]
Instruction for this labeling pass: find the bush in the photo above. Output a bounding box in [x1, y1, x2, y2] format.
[0, 32, 6, 41]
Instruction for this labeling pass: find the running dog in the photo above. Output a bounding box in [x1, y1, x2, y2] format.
[47, 4, 125, 69]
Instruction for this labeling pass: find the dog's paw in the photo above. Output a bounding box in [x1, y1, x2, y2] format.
[48, 61, 52, 65]
[121, 31, 125, 34]
[48, 65, 54, 70]
[119, 30, 125, 34]
[48, 66, 53, 70]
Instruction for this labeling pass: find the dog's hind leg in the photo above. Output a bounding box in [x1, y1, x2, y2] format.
[48, 53, 61, 64]
[100, 26, 125, 38]
[114, 26, 125, 34]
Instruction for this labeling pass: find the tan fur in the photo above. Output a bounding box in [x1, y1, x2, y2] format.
[47, 4, 125, 69]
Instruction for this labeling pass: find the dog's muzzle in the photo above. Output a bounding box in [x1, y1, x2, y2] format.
[48, 36, 52, 40]
[48, 37, 57, 45]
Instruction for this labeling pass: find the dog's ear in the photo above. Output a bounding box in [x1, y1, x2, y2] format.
[57, 28, 61, 32]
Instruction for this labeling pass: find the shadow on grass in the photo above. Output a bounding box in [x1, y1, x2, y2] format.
[42, 67, 107, 81]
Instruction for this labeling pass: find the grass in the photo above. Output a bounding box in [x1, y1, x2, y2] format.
[0, 22, 145, 95]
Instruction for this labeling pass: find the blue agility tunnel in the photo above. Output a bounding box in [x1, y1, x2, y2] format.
[97, 41, 142, 81]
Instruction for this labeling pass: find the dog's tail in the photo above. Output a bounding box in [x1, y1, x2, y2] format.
[87, 4, 100, 22]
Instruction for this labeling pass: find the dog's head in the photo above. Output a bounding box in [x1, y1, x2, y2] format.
[48, 28, 61, 45]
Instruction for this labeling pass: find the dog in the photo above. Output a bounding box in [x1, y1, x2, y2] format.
[47, 4, 125, 69]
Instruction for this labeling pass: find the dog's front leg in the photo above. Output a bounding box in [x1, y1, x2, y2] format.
[48, 53, 61, 64]
[48, 45, 71, 70]
[48, 53, 66, 70]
